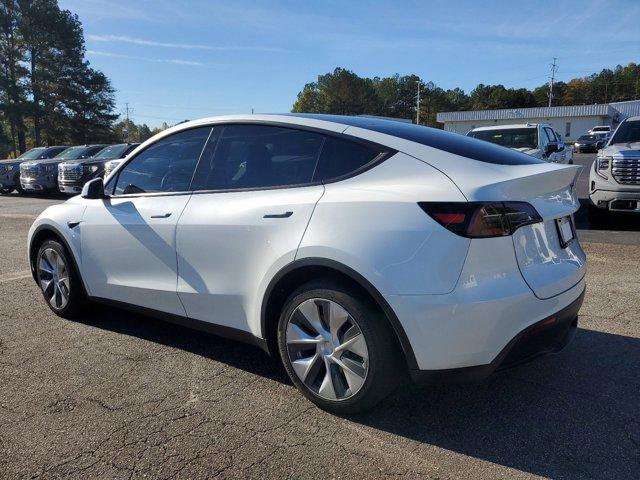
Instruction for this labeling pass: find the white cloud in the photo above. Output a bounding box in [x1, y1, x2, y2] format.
[86, 50, 206, 67]
[86, 34, 287, 52]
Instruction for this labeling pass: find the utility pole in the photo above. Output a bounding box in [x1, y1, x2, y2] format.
[416, 80, 421, 124]
[548, 57, 558, 107]
[122, 103, 134, 142]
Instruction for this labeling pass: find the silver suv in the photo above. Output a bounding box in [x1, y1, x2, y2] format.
[589, 116, 640, 224]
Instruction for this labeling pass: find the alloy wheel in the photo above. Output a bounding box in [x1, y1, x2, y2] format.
[285, 298, 369, 401]
[38, 248, 70, 310]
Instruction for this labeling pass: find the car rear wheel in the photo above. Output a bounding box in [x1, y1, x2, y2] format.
[277, 280, 402, 414]
[36, 240, 87, 318]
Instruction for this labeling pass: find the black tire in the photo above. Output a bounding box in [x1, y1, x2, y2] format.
[0, 187, 13, 195]
[36, 239, 87, 318]
[277, 279, 403, 414]
[588, 204, 608, 228]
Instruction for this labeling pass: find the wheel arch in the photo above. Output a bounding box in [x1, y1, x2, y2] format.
[260, 257, 419, 370]
[29, 225, 87, 296]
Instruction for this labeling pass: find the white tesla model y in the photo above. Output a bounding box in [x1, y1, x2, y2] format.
[28, 114, 586, 413]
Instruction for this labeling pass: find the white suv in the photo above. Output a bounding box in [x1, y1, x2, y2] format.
[467, 123, 570, 163]
[28, 114, 586, 413]
[589, 116, 640, 225]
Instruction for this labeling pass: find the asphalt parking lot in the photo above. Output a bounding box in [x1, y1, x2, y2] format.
[1, 153, 639, 479]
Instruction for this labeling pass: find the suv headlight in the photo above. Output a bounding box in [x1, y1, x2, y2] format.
[83, 165, 99, 174]
[595, 156, 611, 179]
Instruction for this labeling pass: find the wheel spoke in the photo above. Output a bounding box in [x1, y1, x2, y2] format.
[297, 300, 327, 336]
[334, 332, 367, 358]
[286, 323, 322, 345]
[318, 358, 338, 400]
[328, 302, 350, 342]
[40, 277, 54, 296]
[38, 257, 54, 275]
[332, 356, 366, 393]
[291, 352, 322, 383]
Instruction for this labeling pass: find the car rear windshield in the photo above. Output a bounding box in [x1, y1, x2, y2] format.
[468, 128, 538, 149]
[592, 127, 609, 132]
[610, 120, 640, 145]
[288, 114, 544, 165]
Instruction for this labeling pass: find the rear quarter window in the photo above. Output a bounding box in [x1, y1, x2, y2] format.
[313, 136, 386, 182]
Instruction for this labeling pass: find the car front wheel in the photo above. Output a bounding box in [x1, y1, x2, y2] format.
[0, 187, 13, 195]
[36, 239, 87, 318]
[277, 280, 402, 414]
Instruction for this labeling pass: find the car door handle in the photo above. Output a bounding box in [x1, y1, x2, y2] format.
[263, 211, 293, 219]
[150, 213, 172, 218]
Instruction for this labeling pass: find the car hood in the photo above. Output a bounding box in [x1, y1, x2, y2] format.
[61, 158, 110, 167]
[21, 158, 66, 166]
[0, 158, 23, 167]
[601, 142, 640, 156]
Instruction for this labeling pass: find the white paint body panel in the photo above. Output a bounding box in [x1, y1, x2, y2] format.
[297, 153, 470, 296]
[79, 196, 191, 315]
[175, 186, 324, 335]
[28, 114, 588, 373]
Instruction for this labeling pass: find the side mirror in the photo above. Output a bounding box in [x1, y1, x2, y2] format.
[545, 143, 560, 154]
[81, 178, 106, 199]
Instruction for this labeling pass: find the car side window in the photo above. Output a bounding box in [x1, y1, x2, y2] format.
[539, 127, 550, 148]
[313, 136, 384, 182]
[113, 127, 211, 195]
[544, 128, 556, 143]
[191, 125, 324, 191]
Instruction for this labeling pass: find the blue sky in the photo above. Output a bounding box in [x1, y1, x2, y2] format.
[60, 0, 640, 127]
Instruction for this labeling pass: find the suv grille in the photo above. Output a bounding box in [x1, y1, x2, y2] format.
[20, 164, 40, 178]
[59, 163, 82, 182]
[612, 156, 640, 185]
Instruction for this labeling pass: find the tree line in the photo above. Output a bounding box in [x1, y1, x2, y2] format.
[0, 0, 123, 157]
[292, 63, 640, 127]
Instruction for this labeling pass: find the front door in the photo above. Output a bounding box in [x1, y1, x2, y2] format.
[80, 126, 212, 315]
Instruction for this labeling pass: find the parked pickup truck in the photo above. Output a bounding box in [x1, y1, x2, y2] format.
[20, 145, 106, 193]
[467, 123, 570, 163]
[58, 143, 139, 194]
[0, 146, 68, 194]
[589, 116, 640, 225]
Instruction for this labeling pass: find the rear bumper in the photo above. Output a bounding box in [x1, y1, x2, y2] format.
[410, 287, 584, 384]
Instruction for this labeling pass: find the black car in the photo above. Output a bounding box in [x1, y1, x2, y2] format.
[0, 146, 68, 194]
[58, 143, 140, 194]
[573, 134, 606, 153]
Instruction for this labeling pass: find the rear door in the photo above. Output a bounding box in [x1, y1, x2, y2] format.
[175, 124, 326, 334]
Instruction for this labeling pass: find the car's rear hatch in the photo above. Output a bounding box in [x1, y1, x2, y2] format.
[446, 162, 586, 299]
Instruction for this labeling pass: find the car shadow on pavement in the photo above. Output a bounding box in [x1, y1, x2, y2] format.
[575, 198, 640, 232]
[353, 327, 640, 479]
[75, 308, 639, 478]
[76, 306, 290, 385]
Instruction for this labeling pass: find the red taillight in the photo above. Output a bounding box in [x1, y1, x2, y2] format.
[419, 201, 542, 238]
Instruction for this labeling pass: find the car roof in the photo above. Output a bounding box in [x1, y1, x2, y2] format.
[153, 113, 544, 167]
[469, 124, 541, 131]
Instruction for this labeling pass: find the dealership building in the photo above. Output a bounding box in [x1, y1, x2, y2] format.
[436, 99, 640, 140]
